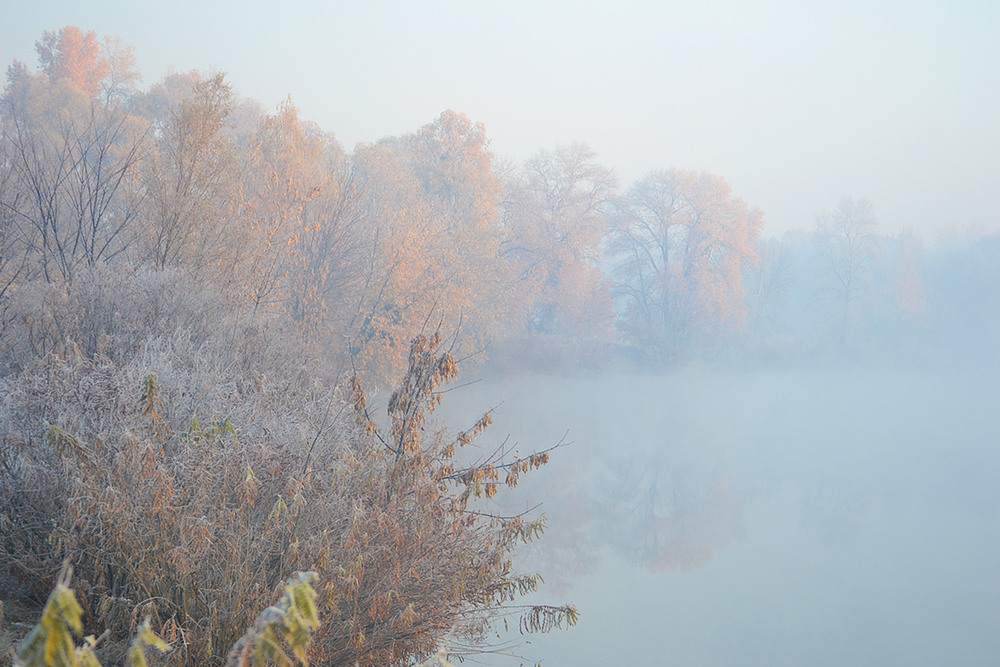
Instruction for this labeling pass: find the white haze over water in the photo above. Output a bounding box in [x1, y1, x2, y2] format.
[2, 0, 999, 236]
[440, 365, 1000, 665]
[3, 3, 998, 663]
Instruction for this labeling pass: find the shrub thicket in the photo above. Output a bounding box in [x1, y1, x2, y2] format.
[0, 266, 573, 666]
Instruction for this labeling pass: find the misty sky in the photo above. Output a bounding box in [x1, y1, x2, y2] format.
[3, 0, 998, 237]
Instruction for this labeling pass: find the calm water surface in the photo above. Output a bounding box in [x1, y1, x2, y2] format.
[440, 367, 1000, 666]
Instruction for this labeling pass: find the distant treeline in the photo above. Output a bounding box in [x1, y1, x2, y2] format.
[3, 29, 997, 378]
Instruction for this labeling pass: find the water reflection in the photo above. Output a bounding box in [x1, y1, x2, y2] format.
[443, 376, 751, 584]
[440, 368, 1000, 666]
[592, 449, 746, 572]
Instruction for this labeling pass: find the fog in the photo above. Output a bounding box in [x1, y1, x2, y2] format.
[4, 1, 999, 237]
[439, 363, 1000, 665]
[2, 10, 999, 666]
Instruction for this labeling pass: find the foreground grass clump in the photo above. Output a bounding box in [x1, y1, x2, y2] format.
[8, 567, 318, 667]
[0, 268, 573, 666]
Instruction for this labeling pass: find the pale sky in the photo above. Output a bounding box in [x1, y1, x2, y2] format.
[2, 0, 998, 237]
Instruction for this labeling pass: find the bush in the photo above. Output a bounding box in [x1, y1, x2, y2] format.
[0, 267, 573, 666]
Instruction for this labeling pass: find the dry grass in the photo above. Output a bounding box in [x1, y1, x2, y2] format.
[0, 266, 572, 666]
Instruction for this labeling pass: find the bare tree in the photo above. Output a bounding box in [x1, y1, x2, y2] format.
[0, 70, 147, 283]
[816, 197, 879, 348]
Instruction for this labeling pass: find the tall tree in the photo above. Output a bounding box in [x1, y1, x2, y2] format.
[346, 112, 509, 381]
[501, 143, 616, 335]
[97, 36, 141, 103]
[407, 109, 499, 232]
[610, 169, 763, 350]
[236, 99, 367, 343]
[815, 197, 879, 348]
[346, 141, 460, 379]
[0, 52, 147, 283]
[138, 72, 238, 274]
[34, 27, 109, 99]
[404, 110, 509, 338]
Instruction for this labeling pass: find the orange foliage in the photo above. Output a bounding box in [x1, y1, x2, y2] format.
[611, 169, 763, 348]
[35, 27, 109, 98]
[501, 143, 616, 335]
[345, 112, 509, 382]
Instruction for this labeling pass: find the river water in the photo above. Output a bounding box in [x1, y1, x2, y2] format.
[438, 365, 1000, 666]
